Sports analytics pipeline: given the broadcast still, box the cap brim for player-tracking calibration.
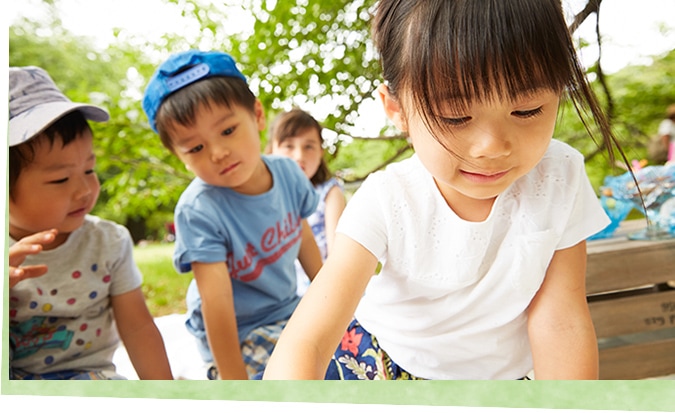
[8,102,110,147]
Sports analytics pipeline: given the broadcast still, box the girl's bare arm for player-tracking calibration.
[264,233,378,379]
[527,241,599,379]
[323,185,347,255]
[297,219,323,282]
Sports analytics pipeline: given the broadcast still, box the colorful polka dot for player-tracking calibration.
[67,298,76,305]
[84,342,92,350]
[72,271,81,279]
[10,296,18,303]
[9,309,17,318]
[80,323,88,332]
[44,356,54,365]
[102,274,112,283]
[91,264,98,272]
[89,291,98,299]
[37,288,43,295]
[96,328,102,337]
[29,301,38,309]
[42,303,52,312]
[76,339,85,346]
[50,289,58,295]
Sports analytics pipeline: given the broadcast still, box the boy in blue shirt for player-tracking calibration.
[142,50,322,379]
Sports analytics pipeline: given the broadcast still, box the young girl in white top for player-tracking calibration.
[267,109,346,296]
[264,0,623,380]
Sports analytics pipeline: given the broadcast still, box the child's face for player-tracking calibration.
[169,100,268,194]
[381,85,559,217]
[271,128,323,180]
[9,130,100,247]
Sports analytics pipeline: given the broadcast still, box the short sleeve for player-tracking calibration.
[173,200,229,273]
[557,153,611,249]
[335,173,388,259]
[108,224,143,296]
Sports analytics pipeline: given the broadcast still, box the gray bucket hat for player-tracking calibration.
[8,66,110,147]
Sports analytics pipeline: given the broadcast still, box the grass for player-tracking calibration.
[133,242,192,317]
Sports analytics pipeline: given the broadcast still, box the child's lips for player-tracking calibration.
[68,207,87,217]
[461,169,510,183]
[220,162,239,175]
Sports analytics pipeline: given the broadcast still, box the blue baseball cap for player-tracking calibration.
[142,50,247,133]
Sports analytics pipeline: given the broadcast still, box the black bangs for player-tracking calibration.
[402,0,572,129]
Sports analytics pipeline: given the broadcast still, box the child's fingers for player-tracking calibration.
[8,264,48,288]
[8,242,43,267]
[8,229,57,266]
[20,229,58,246]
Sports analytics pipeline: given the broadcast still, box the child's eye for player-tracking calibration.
[85,169,95,175]
[188,144,204,154]
[512,107,543,118]
[221,127,235,136]
[441,116,471,126]
[49,177,69,184]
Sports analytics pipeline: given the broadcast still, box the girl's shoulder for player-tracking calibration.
[543,139,584,163]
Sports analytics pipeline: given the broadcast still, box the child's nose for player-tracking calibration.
[291,147,304,162]
[469,128,512,159]
[211,142,230,162]
[74,177,93,199]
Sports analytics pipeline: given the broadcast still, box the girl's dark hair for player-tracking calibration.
[267,108,332,185]
[372,0,621,162]
[9,110,91,198]
[155,76,257,152]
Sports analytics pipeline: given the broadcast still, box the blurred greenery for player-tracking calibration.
[8,0,675,242]
[133,242,189,316]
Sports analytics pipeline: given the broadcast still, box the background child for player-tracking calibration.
[658,104,675,163]
[266,109,346,296]
[264,0,622,380]
[141,50,322,379]
[8,66,173,380]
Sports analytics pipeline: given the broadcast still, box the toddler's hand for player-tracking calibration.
[9,229,57,289]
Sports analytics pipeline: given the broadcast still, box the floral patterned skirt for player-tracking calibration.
[324,318,425,380]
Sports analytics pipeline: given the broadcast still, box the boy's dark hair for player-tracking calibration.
[155,76,257,153]
[372,0,622,163]
[267,109,332,186]
[9,110,91,198]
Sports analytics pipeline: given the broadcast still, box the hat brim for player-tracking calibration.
[9,102,110,147]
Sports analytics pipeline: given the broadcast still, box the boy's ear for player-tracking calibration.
[254,99,266,131]
[378,84,407,132]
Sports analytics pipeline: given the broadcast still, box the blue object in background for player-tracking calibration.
[588,194,634,240]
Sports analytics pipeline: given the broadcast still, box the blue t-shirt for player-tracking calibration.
[174,155,319,342]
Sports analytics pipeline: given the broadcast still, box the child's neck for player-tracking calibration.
[43,232,70,250]
[452,198,495,222]
[435,183,496,222]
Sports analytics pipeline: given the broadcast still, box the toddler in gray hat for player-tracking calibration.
[7,66,173,380]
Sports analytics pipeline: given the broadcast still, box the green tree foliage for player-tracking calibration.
[9,0,675,239]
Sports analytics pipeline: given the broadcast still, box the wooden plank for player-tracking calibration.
[586,220,675,295]
[599,338,675,380]
[588,289,675,338]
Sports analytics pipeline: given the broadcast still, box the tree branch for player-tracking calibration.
[349,142,413,182]
[568,0,603,34]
